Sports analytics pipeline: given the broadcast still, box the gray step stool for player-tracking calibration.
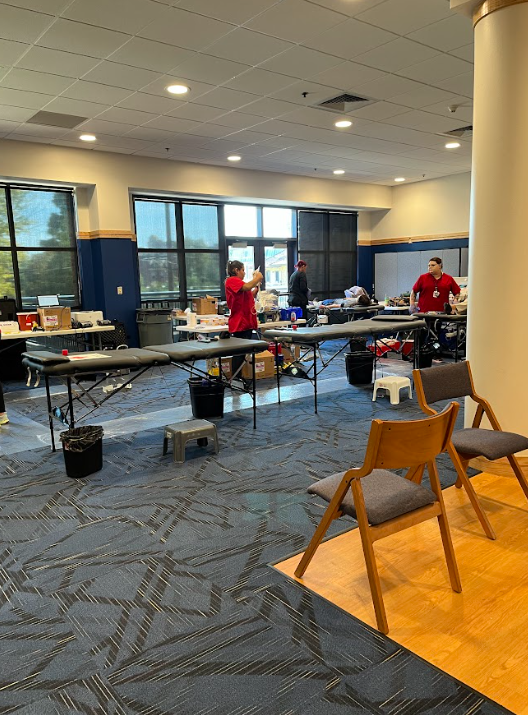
[163,419,219,463]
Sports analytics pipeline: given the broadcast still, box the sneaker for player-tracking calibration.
[0,413,9,426]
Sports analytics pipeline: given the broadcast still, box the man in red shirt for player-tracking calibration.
[225,260,263,380]
[410,257,460,313]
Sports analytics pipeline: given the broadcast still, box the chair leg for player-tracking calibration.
[352,480,389,634]
[162,433,169,456]
[372,386,378,402]
[507,454,528,500]
[294,504,339,578]
[447,445,496,540]
[406,464,425,484]
[428,461,462,593]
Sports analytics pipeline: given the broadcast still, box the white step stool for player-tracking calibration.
[372,376,412,405]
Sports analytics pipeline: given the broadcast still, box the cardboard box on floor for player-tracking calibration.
[242,350,275,380]
[282,344,300,363]
[38,306,72,330]
[206,357,233,379]
[191,296,218,315]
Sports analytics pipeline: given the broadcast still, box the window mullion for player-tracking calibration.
[5,187,22,309]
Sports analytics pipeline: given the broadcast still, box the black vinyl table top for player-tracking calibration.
[415,312,467,322]
[262,317,426,344]
[144,337,269,362]
[22,348,171,375]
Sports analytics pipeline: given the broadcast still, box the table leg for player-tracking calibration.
[45,375,56,452]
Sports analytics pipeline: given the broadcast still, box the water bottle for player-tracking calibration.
[290,311,296,323]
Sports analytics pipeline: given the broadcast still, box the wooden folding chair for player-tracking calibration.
[414,361,528,541]
[295,403,462,634]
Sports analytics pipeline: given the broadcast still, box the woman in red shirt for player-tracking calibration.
[225,260,263,379]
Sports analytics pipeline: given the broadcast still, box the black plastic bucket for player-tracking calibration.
[418,347,434,369]
[60,425,103,479]
[345,351,374,385]
[188,378,225,419]
[348,336,368,353]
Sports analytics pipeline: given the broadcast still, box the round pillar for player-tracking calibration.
[466,0,528,436]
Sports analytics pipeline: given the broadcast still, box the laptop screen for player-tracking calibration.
[37,295,60,308]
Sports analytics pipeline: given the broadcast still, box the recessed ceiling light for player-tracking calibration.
[394,177,405,182]
[79,134,96,142]
[334,120,352,128]
[445,141,461,149]
[227,155,241,162]
[166,84,189,95]
[333,169,345,175]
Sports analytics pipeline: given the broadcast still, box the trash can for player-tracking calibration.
[60,425,104,479]
[348,337,368,353]
[418,345,434,369]
[188,378,225,419]
[345,351,375,385]
[136,308,173,347]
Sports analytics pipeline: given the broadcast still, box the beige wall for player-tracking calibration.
[370,173,471,241]
[0,139,392,233]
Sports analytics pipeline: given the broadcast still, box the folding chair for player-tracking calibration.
[414,361,528,541]
[295,403,461,634]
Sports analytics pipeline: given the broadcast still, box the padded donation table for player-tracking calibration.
[262,315,426,413]
[23,337,268,450]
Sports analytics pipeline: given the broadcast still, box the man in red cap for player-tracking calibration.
[288,260,310,320]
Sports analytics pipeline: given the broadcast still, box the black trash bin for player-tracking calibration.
[60,425,104,479]
[345,351,375,385]
[417,346,434,369]
[188,378,225,419]
[348,336,368,353]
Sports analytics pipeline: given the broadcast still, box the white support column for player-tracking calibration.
[463,0,528,434]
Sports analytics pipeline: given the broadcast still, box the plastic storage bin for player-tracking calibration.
[60,425,104,479]
[188,378,225,419]
[345,351,375,385]
[280,307,303,321]
[136,308,173,347]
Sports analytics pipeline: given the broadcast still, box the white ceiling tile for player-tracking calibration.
[61,80,132,105]
[117,92,182,115]
[353,38,439,72]
[142,115,202,132]
[108,38,192,73]
[61,131,154,150]
[76,118,136,135]
[0,68,74,94]
[185,124,234,138]
[424,100,472,123]
[397,54,473,84]
[0,0,70,12]
[81,62,161,91]
[393,84,454,109]
[194,86,259,110]
[93,145,136,154]
[435,72,473,98]
[176,0,278,24]
[0,4,54,44]
[357,0,450,35]
[311,60,384,90]
[139,7,233,50]
[212,111,266,130]
[225,69,296,95]
[385,110,469,135]
[95,106,159,125]
[0,119,20,135]
[0,86,51,109]
[50,138,94,148]
[304,0,387,18]
[304,18,395,60]
[349,101,410,121]
[139,75,214,99]
[0,104,34,121]
[37,19,131,59]
[10,122,68,137]
[354,73,419,100]
[166,103,225,121]
[62,0,161,35]
[15,46,101,77]
[238,97,299,118]
[9,132,60,143]
[172,53,249,84]
[0,38,30,65]
[270,79,339,105]
[259,46,342,80]
[40,96,111,117]
[449,44,473,63]
[407,15,473,52]
[246,0,345,44]
[206,28,292,66]
[123,126,181,142]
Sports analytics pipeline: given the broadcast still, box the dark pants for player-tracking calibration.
[231,330,254,379]
[0,382,5,413]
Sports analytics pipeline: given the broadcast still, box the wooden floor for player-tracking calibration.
[275,471,528,714]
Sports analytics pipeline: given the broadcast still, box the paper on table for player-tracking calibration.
[68,353,111,361]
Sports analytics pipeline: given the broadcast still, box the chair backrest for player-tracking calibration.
[414,361,474,405]
[363,402,459,471]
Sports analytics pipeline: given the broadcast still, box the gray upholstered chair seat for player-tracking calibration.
[452,428,528,460]
[308,470,436,526]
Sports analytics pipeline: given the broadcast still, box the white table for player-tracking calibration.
[176,319,306,338]
[0,325,115,350]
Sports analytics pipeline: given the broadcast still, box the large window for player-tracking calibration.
[0,185,79,309]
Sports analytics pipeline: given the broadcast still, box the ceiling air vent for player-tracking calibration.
[316,93,376,114]
[27,111,87,129]
[443,125,473,139]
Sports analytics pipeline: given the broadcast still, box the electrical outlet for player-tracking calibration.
[117,286,123,295]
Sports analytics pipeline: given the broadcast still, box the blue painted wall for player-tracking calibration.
[78,238,140,346]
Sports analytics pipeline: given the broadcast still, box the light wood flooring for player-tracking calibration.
[275,471,528,714]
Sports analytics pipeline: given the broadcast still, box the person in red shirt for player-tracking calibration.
[225,260,263,380]
[410,257,460,314]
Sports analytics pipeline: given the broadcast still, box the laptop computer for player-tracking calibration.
[37,295,60,308]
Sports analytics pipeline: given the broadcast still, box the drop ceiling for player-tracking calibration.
[0,0,474,185]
